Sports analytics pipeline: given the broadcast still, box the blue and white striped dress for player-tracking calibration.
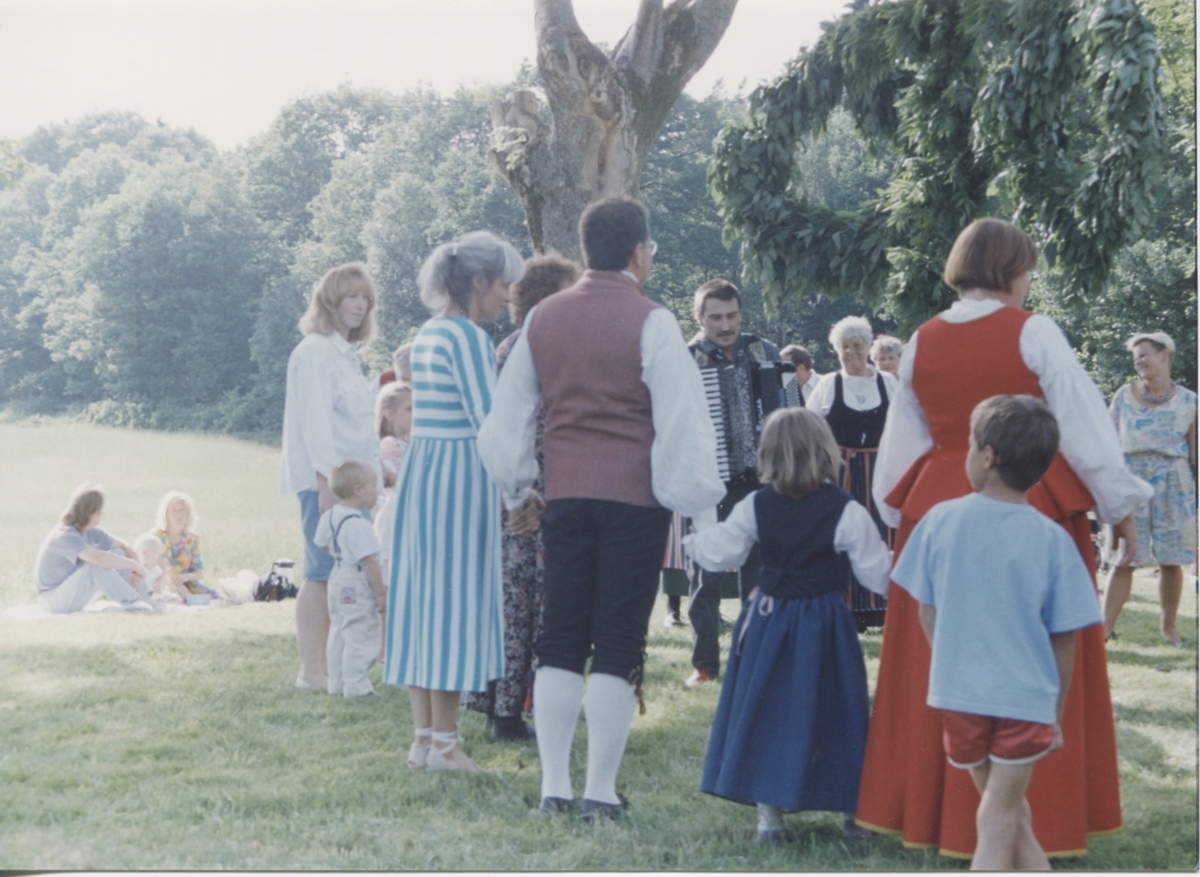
[383,317,504,692]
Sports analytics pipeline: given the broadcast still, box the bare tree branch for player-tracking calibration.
[613,0,665,86]
[494,0,738,256]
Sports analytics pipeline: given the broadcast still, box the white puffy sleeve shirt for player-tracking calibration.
[280,331,381,494]
[805,367,898,416]
[479,305,726,526]
[682,491,893,596]
[871,298,1152,527]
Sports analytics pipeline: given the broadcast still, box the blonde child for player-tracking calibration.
[133,533,177,602]
[153,491,220,600]
[316,460,386,698]
[373,382,412,584]
[890,396,1101,870]
[683,408,891,842]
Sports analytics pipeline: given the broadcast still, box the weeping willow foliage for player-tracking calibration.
[710,0,1165,332]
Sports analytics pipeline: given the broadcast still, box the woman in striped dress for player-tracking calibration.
[384,231,527,773]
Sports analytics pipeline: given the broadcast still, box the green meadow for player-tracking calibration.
[0,421,1195,870]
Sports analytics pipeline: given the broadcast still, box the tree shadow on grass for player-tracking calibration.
[1112,702,1198,730]
[1104,644,1196,669]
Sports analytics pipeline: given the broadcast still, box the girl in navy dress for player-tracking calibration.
[683,407,891,842]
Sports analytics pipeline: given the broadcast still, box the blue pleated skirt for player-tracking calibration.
[700,589,869,812]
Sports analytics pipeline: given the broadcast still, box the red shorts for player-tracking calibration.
[941,710,1057,769]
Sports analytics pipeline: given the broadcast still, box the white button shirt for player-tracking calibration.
[279,331,381,494]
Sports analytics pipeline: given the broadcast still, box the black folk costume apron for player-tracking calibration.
[823,371,892,630]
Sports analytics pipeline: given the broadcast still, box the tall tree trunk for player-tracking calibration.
[489,0,738,260]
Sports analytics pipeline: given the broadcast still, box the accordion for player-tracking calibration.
[700,360,802,481]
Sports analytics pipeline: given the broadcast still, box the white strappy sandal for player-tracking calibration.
[425,728,482,773]
[407,727,431,770]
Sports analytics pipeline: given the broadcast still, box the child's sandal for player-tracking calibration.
[407,727,431,770]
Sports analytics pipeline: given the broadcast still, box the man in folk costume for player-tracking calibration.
[480,197,725,817]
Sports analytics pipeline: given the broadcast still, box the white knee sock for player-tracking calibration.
[533,666,584,801]
[582,672,638,805]
[757,803,784,833]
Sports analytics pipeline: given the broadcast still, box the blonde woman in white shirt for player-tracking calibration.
[280,263,382,690]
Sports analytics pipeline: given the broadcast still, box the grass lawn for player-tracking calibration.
[0,421,1196,869]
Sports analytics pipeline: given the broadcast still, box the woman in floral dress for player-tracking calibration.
[1102,331,1197,646]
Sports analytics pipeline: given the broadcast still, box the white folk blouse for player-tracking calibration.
[872,298,1152,528]
[683,490,893,596]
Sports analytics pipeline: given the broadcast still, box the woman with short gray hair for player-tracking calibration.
[384,230,532,774]
[806,315,897,630]
[869,335,903,377]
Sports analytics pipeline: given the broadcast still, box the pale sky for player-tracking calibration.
[0,0,850,151]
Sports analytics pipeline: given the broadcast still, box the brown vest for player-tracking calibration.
[526,270,661,507]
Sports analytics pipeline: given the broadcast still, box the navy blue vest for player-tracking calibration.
[754,483,852,600]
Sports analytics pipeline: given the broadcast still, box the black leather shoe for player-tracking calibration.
[579,793,629,821]
[537,796,576,814]
[490,714,537,742]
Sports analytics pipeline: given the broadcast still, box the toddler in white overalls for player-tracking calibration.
[315,460,386,697]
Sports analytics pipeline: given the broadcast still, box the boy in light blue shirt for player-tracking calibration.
[891,395,1102,870]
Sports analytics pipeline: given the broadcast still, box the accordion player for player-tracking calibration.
[699,360,803,482]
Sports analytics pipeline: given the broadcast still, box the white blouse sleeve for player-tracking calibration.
[477,321,541,510]
[643,309,726,524]
[281,335,338,492]
[682,492,758,572]
[1020,315,1152,523]
[872,330,932,528]
[833,500,893,596]
[805,372,837,416]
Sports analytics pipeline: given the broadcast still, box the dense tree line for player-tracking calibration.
[0,1,1191,440]
[0,72,875,439]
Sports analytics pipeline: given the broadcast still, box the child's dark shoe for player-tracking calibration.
[756,828,798,844]
[842,818,874,839]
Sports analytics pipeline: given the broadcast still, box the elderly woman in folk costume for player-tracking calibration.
[805,316,898,629]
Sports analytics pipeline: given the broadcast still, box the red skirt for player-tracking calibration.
[854,511,1122,858]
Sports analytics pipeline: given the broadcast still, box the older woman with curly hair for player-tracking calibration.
[463,253,581,743]
[1102,331,1197,646]
[280,263,381,690]
[806,315,898,629]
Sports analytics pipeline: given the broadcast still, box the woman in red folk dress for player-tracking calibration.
[855,219,1153,859]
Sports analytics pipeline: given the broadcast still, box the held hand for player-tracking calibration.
[1110,515,1138,567]
[508,490,545,535]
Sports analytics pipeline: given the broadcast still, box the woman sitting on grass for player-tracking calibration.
[151,491,219,601]
[33,483,154,613]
